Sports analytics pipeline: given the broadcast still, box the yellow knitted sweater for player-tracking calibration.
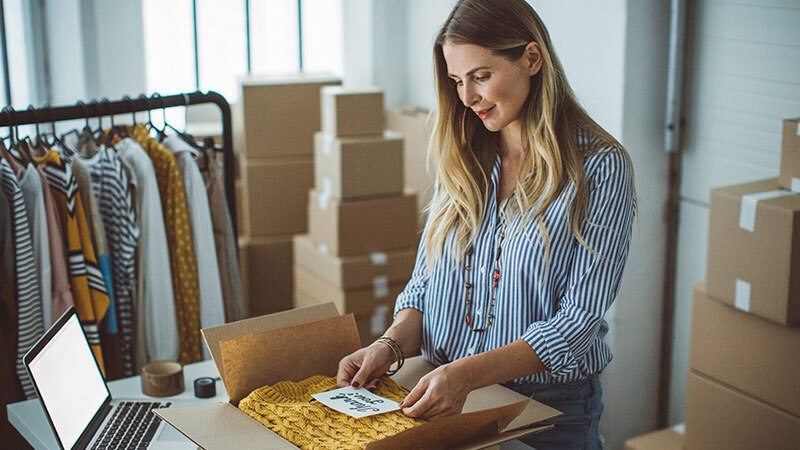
[239,376,423,449]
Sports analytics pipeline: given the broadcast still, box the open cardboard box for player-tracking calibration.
[153,303,561,449]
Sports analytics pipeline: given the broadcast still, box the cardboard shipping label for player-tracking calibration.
[312,386,401,418]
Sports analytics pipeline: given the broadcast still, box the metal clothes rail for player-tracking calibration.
[0,90,238,240]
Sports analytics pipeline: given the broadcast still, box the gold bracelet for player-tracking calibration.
[376,336,404,376]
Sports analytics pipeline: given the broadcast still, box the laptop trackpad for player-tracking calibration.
[148,424,197,449]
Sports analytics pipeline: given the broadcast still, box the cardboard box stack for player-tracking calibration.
[235,74,341,318]
[295,87,419,346]
[683,117,800,449]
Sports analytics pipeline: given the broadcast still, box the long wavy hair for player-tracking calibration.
[424,0,632,270]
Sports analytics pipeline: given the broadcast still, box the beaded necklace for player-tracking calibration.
[463,223,506,332]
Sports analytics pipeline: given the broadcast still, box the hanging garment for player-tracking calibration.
[164,136,225,342]
[0,151,53,327]
[0,257,27,447]
[35,149,109,377]
[115,137,179,369]
[0,159,45,398]
[18,165,52,326]
[125,125,203,364]
[37,166,75,323]
[239,375,421,449]
[73,158,123,380]
[79,145,139,378]
[200,148,244,322]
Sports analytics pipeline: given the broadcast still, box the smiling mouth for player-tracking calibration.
[475,106,495,120]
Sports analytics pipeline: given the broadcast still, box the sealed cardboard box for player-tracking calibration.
[321,86,384,137]
[386,107,435,230]
[778,118,800,191]
[314,130,404,199]
[623,427,684,450]
[705,178,800,325]
[293,234,415,290]
[239,235,294,317]
[240,156,313,237]
[689,285,800,417]
[308,189,418,257]
[684,371,800,450]
[237,74,341,158]
[154,303,561,449]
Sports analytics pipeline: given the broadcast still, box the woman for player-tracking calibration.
[336,0,636,448]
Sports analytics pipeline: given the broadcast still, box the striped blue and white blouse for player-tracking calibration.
[394,133,636,384]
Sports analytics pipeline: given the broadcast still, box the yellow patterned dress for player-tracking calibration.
[239,376,423,449]
[116,125,203,364]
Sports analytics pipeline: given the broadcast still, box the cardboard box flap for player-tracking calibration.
[220,314,362,404]
[390,356,562,432]
[365,400,528,450]
[153,403,296,449]
[202,303,339,387]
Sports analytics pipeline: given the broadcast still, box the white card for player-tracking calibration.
[311,386,401,418]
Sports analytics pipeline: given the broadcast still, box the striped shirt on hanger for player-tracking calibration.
[0,159,44,398]
[81,146,140,377]
[394,131,636,384]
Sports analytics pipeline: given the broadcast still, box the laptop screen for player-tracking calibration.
[27,312,110,449]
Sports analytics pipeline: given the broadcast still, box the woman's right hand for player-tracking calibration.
[336,341,397,389]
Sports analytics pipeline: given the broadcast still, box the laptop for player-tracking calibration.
[24,307,195,449]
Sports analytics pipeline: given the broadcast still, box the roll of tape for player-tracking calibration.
[141,361,184,397]
[194,377,217,398]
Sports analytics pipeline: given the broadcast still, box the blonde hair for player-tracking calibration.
[425,0,633,270]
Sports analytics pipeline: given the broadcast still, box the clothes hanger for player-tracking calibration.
[37,105,62,149]
[2,106,34,163]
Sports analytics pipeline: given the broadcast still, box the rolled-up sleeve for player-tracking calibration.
[394,181,443,317]
[521,151,636,378]
[393,212,431,316]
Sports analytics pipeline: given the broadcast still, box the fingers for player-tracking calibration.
[400,378,428,412]
[336,358,357,387]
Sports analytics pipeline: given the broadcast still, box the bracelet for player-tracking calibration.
[375,336,404,376]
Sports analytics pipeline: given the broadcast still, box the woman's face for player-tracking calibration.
[443,42,541,133]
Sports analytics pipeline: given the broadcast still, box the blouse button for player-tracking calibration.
[480,266,485,274]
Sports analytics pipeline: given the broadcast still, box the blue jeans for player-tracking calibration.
[502,376,604,450]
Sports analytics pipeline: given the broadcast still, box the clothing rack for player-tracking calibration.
[0,91,237,240]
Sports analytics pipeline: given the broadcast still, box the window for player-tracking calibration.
[142,0,343,110]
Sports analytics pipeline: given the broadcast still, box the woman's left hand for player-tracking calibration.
[399,364,471,420]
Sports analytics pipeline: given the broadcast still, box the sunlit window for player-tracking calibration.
[142,0,342,114]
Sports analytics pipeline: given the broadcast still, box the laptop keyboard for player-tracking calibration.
[91,401,171,449]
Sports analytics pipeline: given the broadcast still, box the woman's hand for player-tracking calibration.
[336,342,396,389]
[399,364,471,421]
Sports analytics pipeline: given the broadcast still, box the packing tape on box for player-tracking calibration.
[370,305,391,335]
[738,189,795,232]
[792,178,800,193]
[318,178,333,211]
[373,276,389,298]
[370,252,388,265]
[734,279,751,312]
[321,133,334,156]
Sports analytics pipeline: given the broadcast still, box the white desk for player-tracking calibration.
[7,360,227,449]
